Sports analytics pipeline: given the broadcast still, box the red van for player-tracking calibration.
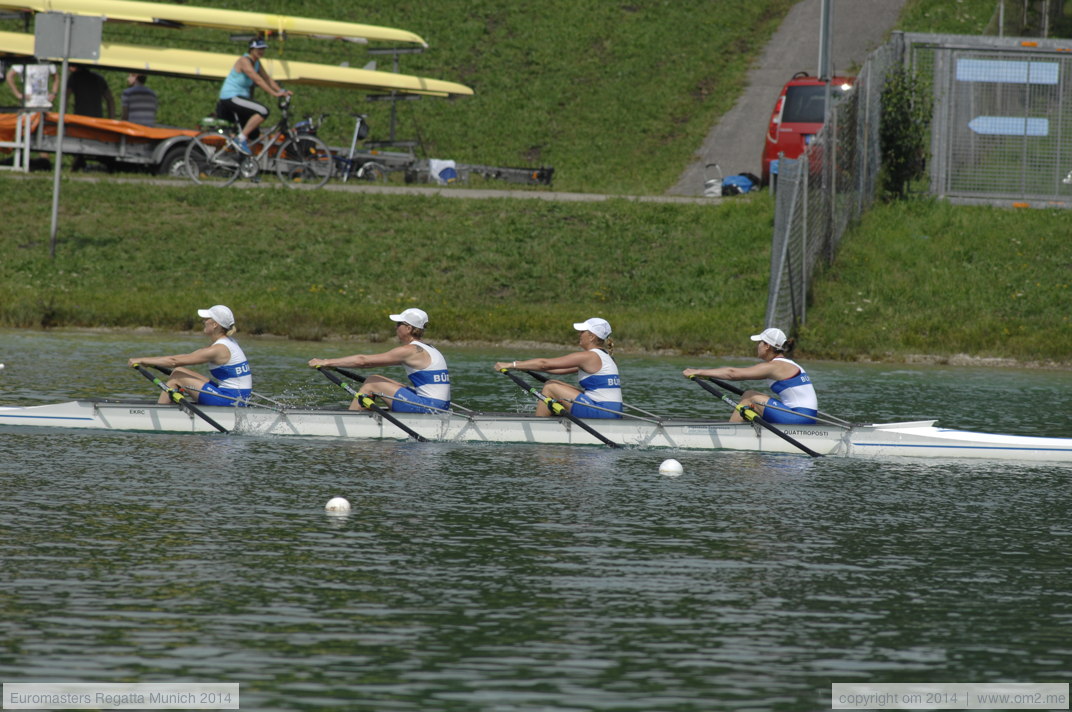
[761,72,854,185]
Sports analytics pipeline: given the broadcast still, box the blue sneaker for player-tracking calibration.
[233,135,252,155]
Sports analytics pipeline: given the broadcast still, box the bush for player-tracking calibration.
[879,67,932,199]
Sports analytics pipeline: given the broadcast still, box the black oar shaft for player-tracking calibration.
[688,375,821,458]
[316,366,427,442]
[500,369,620,448]
[131,364,228,433]
[333,366,367,383]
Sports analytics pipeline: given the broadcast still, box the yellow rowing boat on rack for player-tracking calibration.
[0,30,472,96]
[0,0,427,46]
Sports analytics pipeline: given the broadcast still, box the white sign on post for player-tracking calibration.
[34,12,103,258]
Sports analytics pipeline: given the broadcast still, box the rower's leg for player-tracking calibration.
[352,375,404,411]
[730,390,768,422]
[538,380,580,417]
[161,370,209,404]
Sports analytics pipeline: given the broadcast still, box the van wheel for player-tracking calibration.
[157,145,187,177]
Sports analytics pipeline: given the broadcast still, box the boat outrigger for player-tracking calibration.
[2,397,1071,463]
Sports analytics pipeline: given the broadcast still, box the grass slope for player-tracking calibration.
[0,179,773,354]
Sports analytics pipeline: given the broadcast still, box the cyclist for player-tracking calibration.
[217,38,292,155]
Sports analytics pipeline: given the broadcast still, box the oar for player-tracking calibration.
[522,369,665,421]
[499,368,620,448]
[701,374,854,428]
[131,363,228,433]
[686,375,822,458]
[315,365,427,442]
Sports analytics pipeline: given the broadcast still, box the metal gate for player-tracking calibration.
[908,33,1072,206]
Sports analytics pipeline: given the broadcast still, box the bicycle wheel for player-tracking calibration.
[275,135,334,189]
[184,132,242,186]
[357,161,388,183]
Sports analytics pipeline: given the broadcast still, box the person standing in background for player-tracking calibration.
[66,64,114,118]
[5,61,58,108]
[120,73,157,126]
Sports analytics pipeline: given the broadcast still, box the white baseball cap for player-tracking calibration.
[750,327,787,349]
[389,308,428,329]
[197,305,235,329]
[573,317,611,340]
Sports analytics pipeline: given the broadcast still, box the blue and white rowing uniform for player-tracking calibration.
[199,337,252,407]
[393,340,451,414]
[765,357,817,424]
[572,349,623,419]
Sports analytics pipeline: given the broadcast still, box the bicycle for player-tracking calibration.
[331,114,388,183]
[184,96,334,189]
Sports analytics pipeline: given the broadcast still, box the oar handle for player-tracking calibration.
[499,368,620,448]
[687,375,821,458]
[131,363,228,433]
[316,366,427,442]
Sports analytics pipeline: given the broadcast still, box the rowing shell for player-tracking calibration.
[2,400,1072,463]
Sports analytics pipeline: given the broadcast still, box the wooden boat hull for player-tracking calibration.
[2,400,1072,463]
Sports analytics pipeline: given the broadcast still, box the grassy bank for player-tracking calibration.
[2,178,1070,364]
[0,178,773,354]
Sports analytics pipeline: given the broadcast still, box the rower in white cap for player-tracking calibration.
[127,304,253,406]
[683,327,818,424]
[495,317,623,418]
[308,308,451,413]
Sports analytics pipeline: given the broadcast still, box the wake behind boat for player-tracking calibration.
[2,398,1072,463]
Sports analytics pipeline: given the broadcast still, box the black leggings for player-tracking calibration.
[216,97,268,138]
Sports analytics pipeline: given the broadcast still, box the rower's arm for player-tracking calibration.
[312,345,416,370]
[684,362,779,381]
[128,344,227,369]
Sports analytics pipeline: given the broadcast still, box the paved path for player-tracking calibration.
[667,0,908,196]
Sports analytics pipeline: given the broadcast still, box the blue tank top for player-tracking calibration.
[219,55,259,100]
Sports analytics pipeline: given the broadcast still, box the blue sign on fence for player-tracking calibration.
[956,58,1059,84]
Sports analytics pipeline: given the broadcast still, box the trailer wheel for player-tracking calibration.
[157,144,188,177]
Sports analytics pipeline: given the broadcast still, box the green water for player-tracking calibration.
[1,330,1070,711]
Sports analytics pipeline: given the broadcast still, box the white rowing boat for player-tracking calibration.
[2,399,1071,462]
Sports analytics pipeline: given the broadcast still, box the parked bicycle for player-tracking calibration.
[184,96,334,188]
[330,114,388,183]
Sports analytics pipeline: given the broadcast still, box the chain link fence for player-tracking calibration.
[766,29,1072,334]
[765,35,903,333]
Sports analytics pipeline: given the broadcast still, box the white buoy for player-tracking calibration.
[659,458,683,476]
[0,363,5,370]
[324,496,351,513]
